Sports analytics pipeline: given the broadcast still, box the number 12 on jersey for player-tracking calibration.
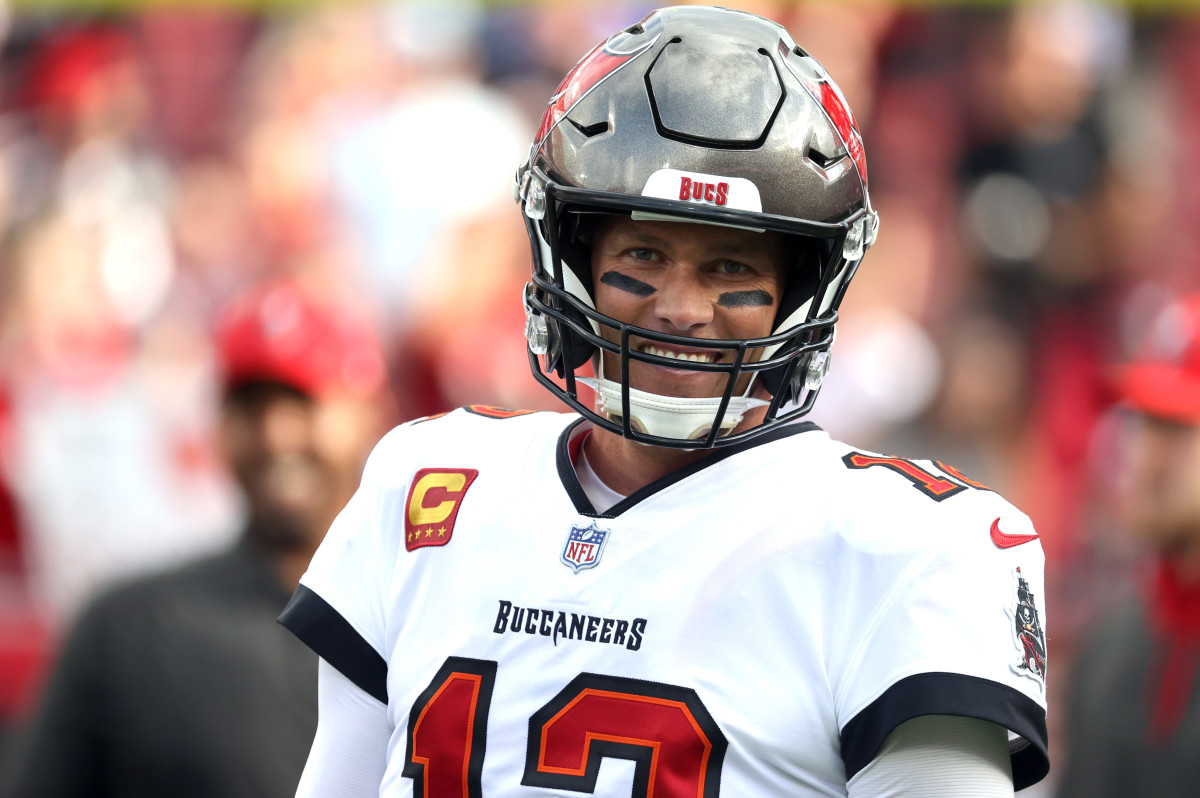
[404,657,727,797]
[842,452,990,501]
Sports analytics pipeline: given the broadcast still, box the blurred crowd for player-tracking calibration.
[0,0,1196,792]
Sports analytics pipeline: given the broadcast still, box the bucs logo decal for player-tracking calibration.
[404,468,479,551]
[561,521,610,573]
[1008,567,1047,684]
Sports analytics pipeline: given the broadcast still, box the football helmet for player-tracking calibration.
[517,5,878,448]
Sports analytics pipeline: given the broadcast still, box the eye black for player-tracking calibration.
[600,272,656,297]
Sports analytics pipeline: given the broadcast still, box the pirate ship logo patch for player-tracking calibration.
[1008,566,1047,684]
[561,522,610,573]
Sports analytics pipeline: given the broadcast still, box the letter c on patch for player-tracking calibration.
[409,472,468,525]
[404,468,479,551]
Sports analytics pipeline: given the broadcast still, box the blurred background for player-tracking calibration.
[0,0,1194,793]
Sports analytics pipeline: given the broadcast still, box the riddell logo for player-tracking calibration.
[679,177,729,206]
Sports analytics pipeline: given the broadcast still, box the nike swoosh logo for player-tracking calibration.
[990,517,1038,548]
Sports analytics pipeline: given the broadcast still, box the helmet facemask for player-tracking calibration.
[521,168,875,449]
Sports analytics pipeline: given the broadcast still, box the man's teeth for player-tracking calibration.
[642,345,716,363]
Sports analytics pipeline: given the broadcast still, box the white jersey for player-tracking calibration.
[282,406,1049,797]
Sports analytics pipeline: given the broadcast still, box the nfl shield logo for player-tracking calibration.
[561,522,610,573]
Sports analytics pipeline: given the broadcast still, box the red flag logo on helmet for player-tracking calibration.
[782,46,868,188]
[535,35,657,144]
[816,81,867,187]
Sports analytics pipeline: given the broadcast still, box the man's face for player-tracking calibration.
[1122,413,1200,552]
[589,216,788,400]
[221,382,377,551]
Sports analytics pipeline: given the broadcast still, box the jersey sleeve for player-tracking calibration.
[294,659,390,798]
[279,427,408,705]
[833,500,1049,791]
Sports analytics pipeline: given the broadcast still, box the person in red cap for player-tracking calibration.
[1056,293,1200,797]
[0,281,388,798]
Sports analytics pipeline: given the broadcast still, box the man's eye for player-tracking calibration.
[628,248,655,261]
[719,260,749,274]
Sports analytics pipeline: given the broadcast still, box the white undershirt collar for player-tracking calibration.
[573,436,626,514]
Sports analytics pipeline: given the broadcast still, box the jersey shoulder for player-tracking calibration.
[362,406,574,488]
[824,437,1022,510]
[798,435,1037,557]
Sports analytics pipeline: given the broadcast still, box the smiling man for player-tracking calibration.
[2,281,386,798]
[281,7,1049,797]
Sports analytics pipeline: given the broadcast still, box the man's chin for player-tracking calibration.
[246,508,322,552]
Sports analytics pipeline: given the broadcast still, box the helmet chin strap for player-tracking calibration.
[579,351,768,443]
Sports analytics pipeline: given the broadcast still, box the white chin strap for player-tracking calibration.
[578,374,768,442]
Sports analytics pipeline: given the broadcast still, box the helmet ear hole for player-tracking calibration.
[758,345,798,401]
[773,238,825,333]
[557,321,595,376]
[554,209,599,300]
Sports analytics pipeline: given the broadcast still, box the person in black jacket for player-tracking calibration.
[0,281,386,798]
[1058,293,1200,798]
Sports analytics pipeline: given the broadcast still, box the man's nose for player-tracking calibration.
[653,267,715,332]
[258,400,311,455]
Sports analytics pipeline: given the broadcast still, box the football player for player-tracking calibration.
[282,7,1048,796]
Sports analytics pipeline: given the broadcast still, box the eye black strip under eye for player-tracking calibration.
[718,290,773,308]
[600,272,655,297]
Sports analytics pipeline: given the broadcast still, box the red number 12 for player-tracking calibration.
[405,658,727,797]
[842,452,991,501]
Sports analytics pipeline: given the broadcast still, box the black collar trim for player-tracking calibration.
[555,418,821,518]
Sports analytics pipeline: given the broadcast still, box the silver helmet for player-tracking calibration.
[517,5,878,448]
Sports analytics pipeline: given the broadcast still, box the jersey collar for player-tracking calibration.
[555,417,820,518]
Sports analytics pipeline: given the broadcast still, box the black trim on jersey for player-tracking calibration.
[840,672,1049,791]
[521,672,727,796]
[278,585,388,704]
[556,418,821,517]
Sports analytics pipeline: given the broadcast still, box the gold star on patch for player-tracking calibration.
[438,526,447,537]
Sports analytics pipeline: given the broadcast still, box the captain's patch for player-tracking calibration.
[404,468,479,551]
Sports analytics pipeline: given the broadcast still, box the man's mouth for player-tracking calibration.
[639,344,720,364]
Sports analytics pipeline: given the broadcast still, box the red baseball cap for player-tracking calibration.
[215,281,386,401]
[1119,294,1200,424]
[28,25,137,112]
